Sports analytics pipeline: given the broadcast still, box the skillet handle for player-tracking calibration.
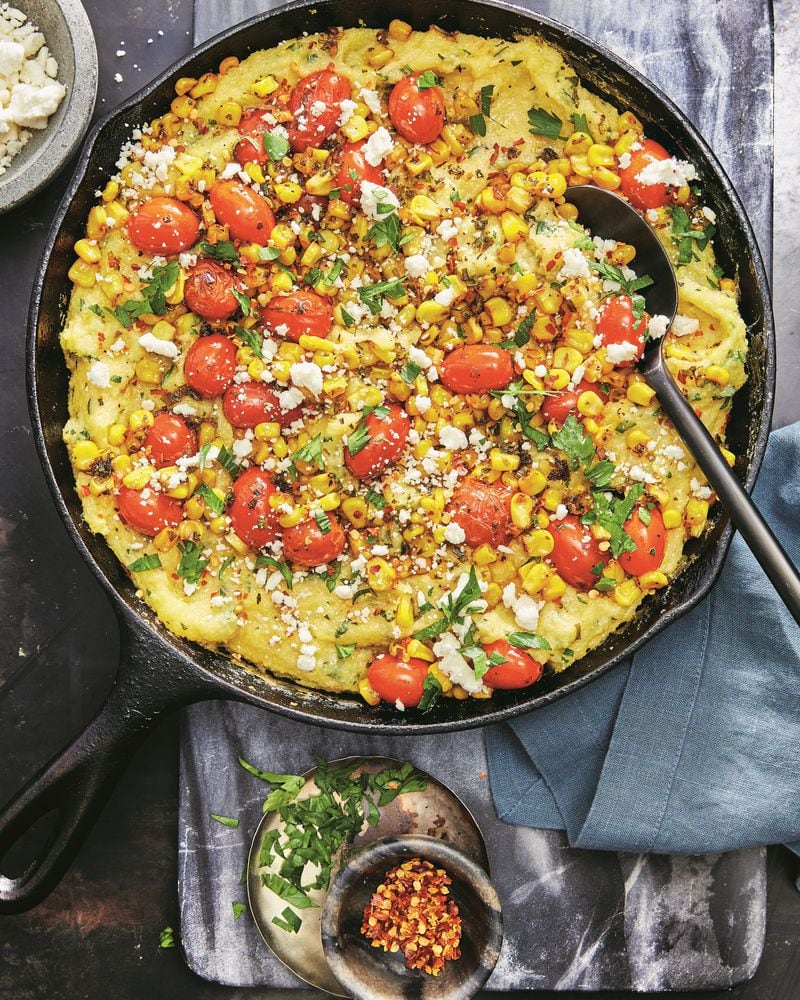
[0,617,216,914]
[644,359,800,625]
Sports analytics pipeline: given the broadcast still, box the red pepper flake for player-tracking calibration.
[361,857,462,977]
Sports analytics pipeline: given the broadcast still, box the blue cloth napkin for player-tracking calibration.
[487,423,800,854]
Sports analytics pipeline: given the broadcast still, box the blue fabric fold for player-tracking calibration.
[487,423,800,854]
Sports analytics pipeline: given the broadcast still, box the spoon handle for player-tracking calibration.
[644,363,800,625]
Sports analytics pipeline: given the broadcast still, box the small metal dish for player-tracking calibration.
[246,756,488,996]
[321,835,503,1000]
[0,0,98,214]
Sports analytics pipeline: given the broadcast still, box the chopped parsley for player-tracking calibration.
[158,927,176,949]
[413,567,484,642]
[570,111,591,137]
[232,901,248,921]
[288,434,325,476]
[469,83,495,136]
[358,277,405,315]
[551,414,595,470]
[198,239,240,266]
[417,69,441,90]
[346,405,389,457]
[232,289,252,316]
[366,212,411,252]
[585,459,616,489]
[335,642,356,660]
[233,323,263,358]
[259,245,281,262]
[669,206,716,266]
[365,488,387,509]
[582,483,645,558]
[216,445,241,478]
[528,105,563,139]
[499,311,535,349]
[400,360,422,384]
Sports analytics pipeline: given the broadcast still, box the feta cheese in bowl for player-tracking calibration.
[0,0,97,213]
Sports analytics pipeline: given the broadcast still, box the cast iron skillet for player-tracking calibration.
[0,0,774,913]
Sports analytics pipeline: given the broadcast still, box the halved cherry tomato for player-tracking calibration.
[481,639,544,689]
[541,380,606,427]
[282,514,346,567]
[127,196,200,255]
[388,73,446,145]
[367,653,430,708]
[335,140,384,205]
[116,487,182,538]
[209,180,275,245]
[222,381,302,428]
[344,404,410,480]
[619,506,666,576]
[227,467,281,549]
[596,294,648,367]
[143,413,197,468]
[233,108,270,166]
[261,289,333,342]
[184,260,241,321]
[547,514,609,591]
[183,334,237,398]
[288,68,352,152]
[440,344,514,394]
[446,478,513,548]
[619,138,672,211]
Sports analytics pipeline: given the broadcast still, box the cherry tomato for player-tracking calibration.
[367,653,430,708]
[288,68,352,152]
[261,290,333,343]
[183,334,237,398]
[446,478,513,548]
[127,196,200,255]
[440,344,514,394]
[619,138,672,211]
[619,506,666,576]
[222,381,301,428]
[282,514,346,567]
[143,413,197,468]
[547,514,609,591]
[596,294,648,367]
[116,487,182,538]
[233,108,270,166]
[344,404,410,480]
[209,180,275,245]
[388,73,446,145]
[227,467,281,549]
[335,140,383,205]
[184,260,241,321]
[481,639,544,689]
[541,380,605,427]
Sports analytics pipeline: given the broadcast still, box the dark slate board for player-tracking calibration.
[180,0,773,991]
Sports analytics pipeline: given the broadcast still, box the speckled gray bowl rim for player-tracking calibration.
[0,0,98,214]
[321,834,503,1000]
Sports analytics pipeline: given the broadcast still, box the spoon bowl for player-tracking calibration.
[565,186,800,625]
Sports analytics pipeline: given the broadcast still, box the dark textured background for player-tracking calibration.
[0,1,798,998]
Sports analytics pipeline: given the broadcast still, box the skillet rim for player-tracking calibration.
[26,0,775,734]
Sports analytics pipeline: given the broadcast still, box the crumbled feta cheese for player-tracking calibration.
[172,402,197,417]
[663,445,685,460]
[87,361,111,388]
[279,386,304,411]
[404,254,430,278]
[337,98,358,125]
[290,361,323,397]
[701,206,717,224]
[359,88,382,115]
[647,314,670,341]
[605,340,640,364]
[363,126,394,166]
[617,151,632,169]
[671,314,700,337]
[502,582,541,631]
[636,156,697,188]
[108,338,126,354]
[533,364,547,378]
[558,247,591,280]
[359,180,399,220]
[690,477,713,500]
[629,464,658,485]
[551,504,568,521]
[138,332,179,358]
[435,218,459,241]
[415,396,432,413]
[434,285,456,307]
[432,632,486,693]
[408,345,432,369]
[444,522,466,545]
[438,425,469,450]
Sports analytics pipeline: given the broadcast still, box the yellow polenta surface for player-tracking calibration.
[60,26,747,700]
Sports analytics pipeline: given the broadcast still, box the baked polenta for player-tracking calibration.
[60,23,747,710]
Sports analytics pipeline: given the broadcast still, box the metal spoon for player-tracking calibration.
[564,185,800,625]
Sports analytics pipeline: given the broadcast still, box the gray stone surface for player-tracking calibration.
[180,3,773,992]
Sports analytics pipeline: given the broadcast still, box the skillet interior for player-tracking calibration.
[28,0,774,733]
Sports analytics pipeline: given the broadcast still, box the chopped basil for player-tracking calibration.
[400,361,422,384]
[272,906,302,933]
[233,323,263,358]
[255,554,294,589]
[216,445,241,478]
[196,482,224,516]
[418,673,443,713]
[335,642,356,660]
[177,541,209,584]
[288,434,325,476]
[365,488,386,509]
[585,459,616,489]
[158,926,176,949]
[366,212,412,252]
[263,130,290,161]
[582,483,644,558]
[198,239,240,266]
[340,307,355,328]
[259,245,281,261]
[232,901,248,921]
[500,311,535,349]
[232,289,252,316]
[358,277,406,315]
[314,509,332,534]
[210,813,239,828]
[507,632,552,651]
[417,69,441,89]
[109,262,180,329]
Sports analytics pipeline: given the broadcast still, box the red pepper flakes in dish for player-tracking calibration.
[361,856,462,976]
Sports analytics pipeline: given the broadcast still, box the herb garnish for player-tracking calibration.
[367,211,412,252]
[263,130,290,161]
[288,434,325,476]
[418,673,443,713]
[128,553,161,573]
[255,554,294,589]
[669,206,715,266]
[581,483,645,558]
[417,69,441,90]
[400,361,422,384]
[158,927,176,949]
[108,262,180,329]
[314,509,332,534]
[358,278,405,315]
[210,813,239,828]
[346,405,389,457]
[232,901,248,921]
[413,567,484,642]
[469,83,494,137]
[528,106,563,139]
[198,239,240,266]
[196,482,225,516]
[507,632,552,651]
[499,311,535,349]
[233,323,263,358]
[176,541,209,585]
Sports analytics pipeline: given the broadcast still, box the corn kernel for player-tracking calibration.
[341,114,370,142]
[505,187,534,214]
[686,498,710,537]
[521,562,551,595]
[406,152,434,176]
[518,470,547,496]
[564,131,592,156]
[251,75,279,97]
[626,428,651,450]
[275,181,303,204]
[548,368,570,390]
[705,365,730,386]
[129,409,155,430]
[542,573,567,602]
[587,143,616,168]
[366,557,396,592]
[122,466,153,489]
[535,286,563,315]
[396,595,415,630]
[626,381,656,406]
[305,171,337,196]
[388,18,412,41]
[101,180,119,202]
[592,166,623,191]
[484,296,513,327]
[553,347,583,373]
[409,194,441,220]
[86,205,108,240]
[526,529,554,558]
[542,488,563,512]
[341,497,368,527]
[662,507,682,529]
[720,446,736,467]
[564,327,595,354]
[472,544,497,566]
[577,390,604,417]
[640,570,669,590]
[428,663,453,693]
[74,238,101,264]
[510,492,534,530]
[359,677,381,706]
[500,211,529,242]
[489,449,520,472]
[72,440,99,470]
[416,300,448,325]
[68,259,97,288]
[613,579,642,607]
[479,186,506,214]
[111,454,131,475]
[153,527,180,553]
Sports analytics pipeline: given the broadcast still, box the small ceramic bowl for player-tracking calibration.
[0,0,98,213]
[321,835,503,1000]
